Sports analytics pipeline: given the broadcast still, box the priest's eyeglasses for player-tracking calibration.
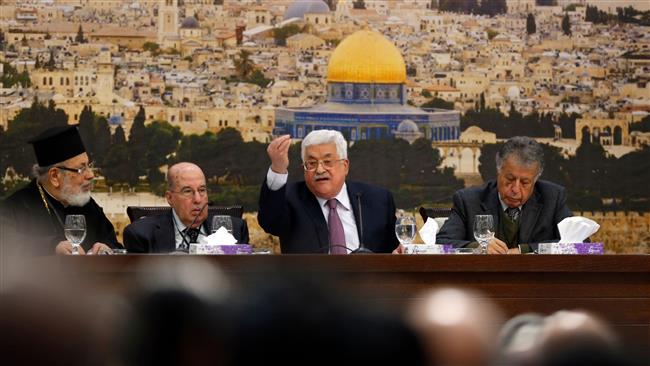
[303,159,345,171]
[56,162,95,175]
[171,187,209,198]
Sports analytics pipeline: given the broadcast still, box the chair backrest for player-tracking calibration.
[418,207,452,221]
[126,205,244,223]
[418,207,452,234]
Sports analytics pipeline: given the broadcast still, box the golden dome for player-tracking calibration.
[327,30,406,84]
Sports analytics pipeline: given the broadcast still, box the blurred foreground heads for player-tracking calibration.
[498,310,639,366]
[535,310,633,366]
[121,257,232,366]
[407,288,505,366]
[228,269,426,366]
[0,261,125,366]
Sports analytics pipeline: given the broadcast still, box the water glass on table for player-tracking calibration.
[64,214,86,255]
[473,214,494,254]
[395,213,417,246]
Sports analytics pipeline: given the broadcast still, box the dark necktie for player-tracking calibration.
[184,227,200,243]
[506,207,520,223]
[327,199,347,254]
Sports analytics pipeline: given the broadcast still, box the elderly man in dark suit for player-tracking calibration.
[123,162,249,253]
[1,125,121,256]
[436,136,572,254]
[258,130,399,254]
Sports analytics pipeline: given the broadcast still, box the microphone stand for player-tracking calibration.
[351,192,373,254]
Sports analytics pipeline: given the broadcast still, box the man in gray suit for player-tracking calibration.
[436,136,572,254]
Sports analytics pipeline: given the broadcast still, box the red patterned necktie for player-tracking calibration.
[327,199,347,254]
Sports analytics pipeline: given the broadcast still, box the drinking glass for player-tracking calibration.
[395,213,417,246]
[211,215,233,234]
[64,214,86,255]
[473,215,494,254]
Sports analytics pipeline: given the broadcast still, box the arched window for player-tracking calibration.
[592,127,601,144]
[614,126,623,145]
[581,126,591,144]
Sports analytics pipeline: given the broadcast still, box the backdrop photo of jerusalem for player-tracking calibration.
[1,0,649,254]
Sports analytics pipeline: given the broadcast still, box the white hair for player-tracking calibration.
[33,162,91,207]
[33,164,54,183]
[300,130,348,162]
[496,136,544,180]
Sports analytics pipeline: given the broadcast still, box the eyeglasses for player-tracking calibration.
[56,162,94,175]
[303,159,345,171]
[170,187,209,198]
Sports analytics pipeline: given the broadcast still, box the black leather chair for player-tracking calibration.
[126,205,244,223]
[418,207,453,223]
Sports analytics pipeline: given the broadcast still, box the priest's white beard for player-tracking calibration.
[60,175,92,207]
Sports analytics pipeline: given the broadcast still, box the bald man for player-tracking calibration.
[406,288,505,366]
[123,162,249,253]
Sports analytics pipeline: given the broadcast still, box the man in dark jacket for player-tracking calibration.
[258,130,398,254]
[436,136,572,254]
[1,125,120,256]
[123,162,249,253]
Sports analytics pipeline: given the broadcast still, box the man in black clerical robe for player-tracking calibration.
[0,125,121,256]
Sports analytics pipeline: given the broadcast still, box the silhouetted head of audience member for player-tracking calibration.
[407,287,505,366]
[496,313,546,366]
[120,257,232,366]
[227,268,426,366]
[535,310,636,366]
[0,261,124,366]
[120,288,228,366]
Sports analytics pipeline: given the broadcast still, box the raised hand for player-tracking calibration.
[267,134,291,174]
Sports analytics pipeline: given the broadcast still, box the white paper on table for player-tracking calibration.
[557,216,600,243]
[419,217,439,245]
[206,226,237,245]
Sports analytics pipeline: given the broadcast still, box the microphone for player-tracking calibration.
[351,192,373,254]
[178,202,209,252]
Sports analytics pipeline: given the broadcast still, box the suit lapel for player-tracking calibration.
[480,184,502,232]
[519,190,542,244]
[299,184,329,251]
[153,211,176,252]
[347,183,363,245]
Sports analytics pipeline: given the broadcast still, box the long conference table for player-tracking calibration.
[41,254,650,348]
